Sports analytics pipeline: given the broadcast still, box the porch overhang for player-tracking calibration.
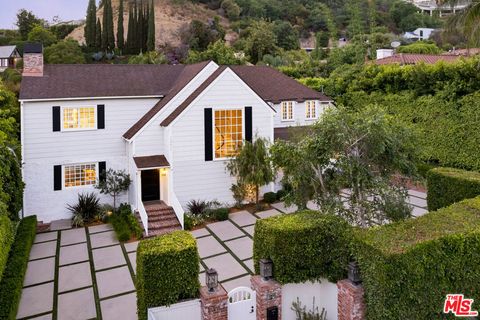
[134,155,170,170]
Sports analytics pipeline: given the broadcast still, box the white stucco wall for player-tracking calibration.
[282,280,338,320]
[22,97,158,222]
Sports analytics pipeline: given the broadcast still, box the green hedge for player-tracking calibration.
[136,231,200,320]
[354,198,480,320]
[111,204,143,241]
[0,215,37,319]
[0,215,14,281]
[253,211,353,284]
[427,167,480,211]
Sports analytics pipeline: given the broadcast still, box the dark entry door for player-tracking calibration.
[141,169,160,202]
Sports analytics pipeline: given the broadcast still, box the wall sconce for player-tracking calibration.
[259,259,273,281]
[206,268,218,292]
[348,261,362,285]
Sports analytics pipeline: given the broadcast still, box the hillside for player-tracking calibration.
[68,0,231,48]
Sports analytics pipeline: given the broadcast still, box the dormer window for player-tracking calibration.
[62,107,96,130]
[281,101,294,121]
[305,101,317,120]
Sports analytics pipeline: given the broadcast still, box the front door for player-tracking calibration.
[141,169,160,202]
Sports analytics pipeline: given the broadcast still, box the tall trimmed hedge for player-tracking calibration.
[0,215,37,319]
[354,198,480,320]
[0,215,14,281]
[427,167,480,211]
[253,211,353,284]
[136,230,200,320]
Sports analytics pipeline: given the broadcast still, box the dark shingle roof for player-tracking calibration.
[134,155,170,169]
[230,65,331,103]
[20,64,191,100]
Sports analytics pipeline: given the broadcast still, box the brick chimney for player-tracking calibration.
[23,43,44,77]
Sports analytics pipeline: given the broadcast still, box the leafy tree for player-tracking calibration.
[85,0,97,48]
[27,25,57,47]
[221,0,241,20]
[187,40,245,65]
[117,0,125,51]
[271,105,418,227]
[147,0,156,51]
[128,51,167,64]
[16,9,45,40]
[95,169,131,210]
[397,41,442,54]
[96,18,103,50]
[272,21,299,50]
[44,40,86,64]
[226,137,275,205]
[243,20,277,64]
[182,20,223,51]
[346,0,365,38]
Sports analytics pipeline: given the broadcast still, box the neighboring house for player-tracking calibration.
[406,0,470,16]
[0,45,21,72]
[375,52,461,65]
[19,44,333,236]
[403,28,436,41]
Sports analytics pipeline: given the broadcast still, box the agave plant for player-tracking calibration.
[67,192,101,227]
[186,200,209,216]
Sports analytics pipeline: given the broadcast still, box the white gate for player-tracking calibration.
[228,286,256,320]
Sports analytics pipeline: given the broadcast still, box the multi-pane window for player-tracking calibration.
[64,163,97,187]
[63,107,95,130]
[281,101,294,121]
[305,100,317,119]
[214,109,243,159]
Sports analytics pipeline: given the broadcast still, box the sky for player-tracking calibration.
[0,0,99,29]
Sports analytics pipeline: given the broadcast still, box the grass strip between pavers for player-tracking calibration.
[85,226,103,320]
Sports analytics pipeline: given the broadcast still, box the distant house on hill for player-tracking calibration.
[0,45,21,72]
[403,28,436,41]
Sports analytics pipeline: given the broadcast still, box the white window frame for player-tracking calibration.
[212,108,245,161]
[62,162,99,189]
[281,101,295,122]
[61,106,97,132]
[305,100,317,120]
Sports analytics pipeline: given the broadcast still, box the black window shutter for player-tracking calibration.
[97,105,105,129]
[204,108,213,161]
[245,106,253,143]
[53,165,62,191]
[99,161,106,182]
[52,106,60,132]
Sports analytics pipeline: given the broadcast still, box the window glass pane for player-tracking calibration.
[63,107,95,129]
[64,163,97,187]
[63,108,79,129]
[214,109,243,158]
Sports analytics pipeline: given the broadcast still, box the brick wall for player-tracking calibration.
[337,279,366,320]
[23,53,43,77]
[199,285,228,320]
[251,275,282,320]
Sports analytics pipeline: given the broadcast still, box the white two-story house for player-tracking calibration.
[19,44,333,236]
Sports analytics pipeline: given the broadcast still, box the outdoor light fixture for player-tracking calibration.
[348,261,362,285]
[259,259,273,280]
[206,268,218,292]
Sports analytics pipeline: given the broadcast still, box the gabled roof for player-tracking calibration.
[0,46,18,59]
[19,63,205,100]
[230,65,331,103]
[375,53,461,65]
[123,61,210,139]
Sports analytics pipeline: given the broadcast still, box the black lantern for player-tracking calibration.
[348,261,362,285]
[259,259,273,280]
[206,268,218,292]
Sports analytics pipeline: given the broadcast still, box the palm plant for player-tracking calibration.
[440,0,480,46]
[67,192,101,227]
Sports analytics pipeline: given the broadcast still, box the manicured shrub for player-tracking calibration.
[253,211,353,283]
[137,231,200,320]
[353,197,480,320]
[276,189,286,201]
[110,214,131,242]
[212,208,229,221]
[184,214,194,231]
[426,167,480,211]
[111,204,143,241]
[0,215,14,281]
[0,216,37,319]
[263,192,277,204]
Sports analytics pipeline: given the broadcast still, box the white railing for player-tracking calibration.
[148,299,201,320]
[169,190,185,228]
[407,0,470,11]
[138,201,149,236]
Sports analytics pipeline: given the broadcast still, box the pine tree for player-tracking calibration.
[96,18,102,50]
[117,0,125,51]
[126,5,134,53]
[85,0,97,48]
[147,1,156,51]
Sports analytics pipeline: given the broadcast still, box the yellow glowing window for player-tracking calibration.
[305,100,316,119]
[64,163,97,187]
[215,109,243,159]
[281,101,294,121]
[63,107,95,129]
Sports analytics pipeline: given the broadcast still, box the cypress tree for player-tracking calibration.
[138,0,144,53]
[126,5,134,53]
[133,1,139,53]
[102,0,115,51]
[85,0,97,48]
[147,1,155,52]
[101,0,108,50]
[117,0,125,51]
[96,18,102,50]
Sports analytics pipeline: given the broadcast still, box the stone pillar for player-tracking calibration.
[337,279,366,320]
[199,285,228,320]
[251,275,282,320]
